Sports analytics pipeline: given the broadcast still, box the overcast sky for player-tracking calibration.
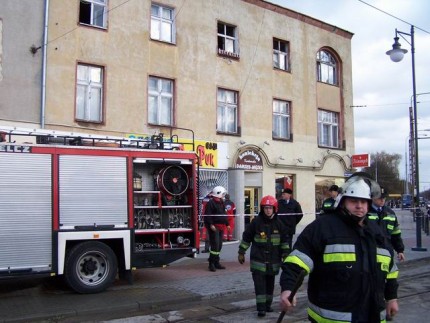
[268,0,430,191]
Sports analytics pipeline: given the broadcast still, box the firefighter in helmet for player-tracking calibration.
[238,195,290,317]
[280,173,400,322]
[203,186,230,272]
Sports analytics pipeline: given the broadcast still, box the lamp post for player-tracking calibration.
[386,25,427,251]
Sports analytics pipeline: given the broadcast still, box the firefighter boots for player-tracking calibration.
[208,261,216,272]
[214,261,226,269]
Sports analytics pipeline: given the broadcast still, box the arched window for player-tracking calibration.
[316,50,338,85]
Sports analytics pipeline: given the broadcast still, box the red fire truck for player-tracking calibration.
[0,127,199,293]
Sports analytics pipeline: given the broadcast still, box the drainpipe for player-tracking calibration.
[40,0,49,128]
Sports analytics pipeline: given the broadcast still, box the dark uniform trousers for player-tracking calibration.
[252,271,275,311]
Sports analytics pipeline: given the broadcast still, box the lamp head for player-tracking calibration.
[386,36,408,62]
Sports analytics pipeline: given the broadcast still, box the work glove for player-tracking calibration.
[238,253,245,264]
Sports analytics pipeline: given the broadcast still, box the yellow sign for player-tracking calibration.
[126,134,218,169]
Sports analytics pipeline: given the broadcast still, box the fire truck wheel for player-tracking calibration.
[64,241,118,294]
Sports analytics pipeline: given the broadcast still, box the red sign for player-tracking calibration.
[351,154,370,168]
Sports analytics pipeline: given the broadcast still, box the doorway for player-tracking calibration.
[244,187,260,225]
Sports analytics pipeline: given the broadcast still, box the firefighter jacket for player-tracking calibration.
[321,197,336,214]
[239,212,290,275]
[203,198,229,227]
[277,198,303,235]
[368,205,405,254]
[280,209,399,323]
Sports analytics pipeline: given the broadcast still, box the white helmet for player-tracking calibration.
[334,174,381,208]
[211,186,227,199]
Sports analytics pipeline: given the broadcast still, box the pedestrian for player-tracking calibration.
[203,186,230,272]
[279,174,399,322]
[277,188,303,249]
[320,184,339,215]
[369,186,406,262]
[224,194,236,241]
[238,195,290,318]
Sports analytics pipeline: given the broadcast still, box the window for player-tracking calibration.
[217,22,239,58]
[76,64,103,123]
[79,0,108,28]
[273,99,291,140]
[318,110,339,148]
[217,88,238,134]
[150,4,175,43]
[148,76,174,126]
[317,50,337,85]
[273,39,289,71]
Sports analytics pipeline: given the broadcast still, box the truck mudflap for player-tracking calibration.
[132,248,197,268]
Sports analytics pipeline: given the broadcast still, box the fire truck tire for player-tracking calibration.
[64,241,118,294]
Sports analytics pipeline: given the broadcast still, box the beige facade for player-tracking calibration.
[3,0,355,236]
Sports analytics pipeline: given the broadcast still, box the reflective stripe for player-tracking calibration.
[383,215,396,221]
[368,215,379,220]
[285,249,313,273]
[387,224,394,230]
[308,301,351,322]
[239,241,250,250]
[308,302,386,323]
[250,260,266,272]
[324,244,356,263]
[209,250,220,256]
[376,248,391,273]
[387,262,399,279]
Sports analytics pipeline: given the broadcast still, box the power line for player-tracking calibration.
[357,0,430,34]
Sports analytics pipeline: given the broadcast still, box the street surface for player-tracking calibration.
[0,209,429,323]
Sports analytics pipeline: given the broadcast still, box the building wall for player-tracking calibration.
[0,0,45,127]
[41,0,354,229]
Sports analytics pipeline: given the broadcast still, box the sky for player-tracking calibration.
[268,0,430,192]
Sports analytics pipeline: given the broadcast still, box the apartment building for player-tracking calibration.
[1,0,354,237]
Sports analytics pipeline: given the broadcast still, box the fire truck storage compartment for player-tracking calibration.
[133,160,195,255]
[0,153,52,274]
[59,155,128,228]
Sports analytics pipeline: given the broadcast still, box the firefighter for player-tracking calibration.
[238,195,290,317]
[280,174,399,322]
[320,184,339,215]
[369,186,406,262]
[203,186,230,272]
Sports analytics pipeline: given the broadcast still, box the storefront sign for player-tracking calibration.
[234,148,263,171]
[126,133,218,169]
[351,153,370,168]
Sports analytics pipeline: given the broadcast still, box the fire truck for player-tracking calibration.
[0,127,199,293]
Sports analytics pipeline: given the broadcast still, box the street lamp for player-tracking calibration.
[386,25,427,251]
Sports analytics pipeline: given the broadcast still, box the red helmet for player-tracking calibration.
[260,195,278,212]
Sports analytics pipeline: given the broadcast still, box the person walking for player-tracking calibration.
[320,184,339,215]
[203,186,230,272]
[224,194,236,241]
[279,174,399,322]
[238,195,290,317]
[369,186,406,262]
[277,188,303,249]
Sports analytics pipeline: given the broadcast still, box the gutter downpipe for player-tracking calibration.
[40,0,49,128]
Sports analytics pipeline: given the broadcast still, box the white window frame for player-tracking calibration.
[317,50,337,85]
[273,99,291,140]
[273,39,289,71]
[150,3,175,43]
[217,88,238,134]
[79,0,108,29]
[318,110,339,148]
[76,64,103,123]
[148,76,174,126]
[217,22,239,58]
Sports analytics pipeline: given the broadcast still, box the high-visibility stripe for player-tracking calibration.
[285,250,313,273]
[376,248,391,273]
[324,244,356,263]
[209,250,220,256]
[308,302,351,322]
[308,301,386,322]
[239,241,250,250]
